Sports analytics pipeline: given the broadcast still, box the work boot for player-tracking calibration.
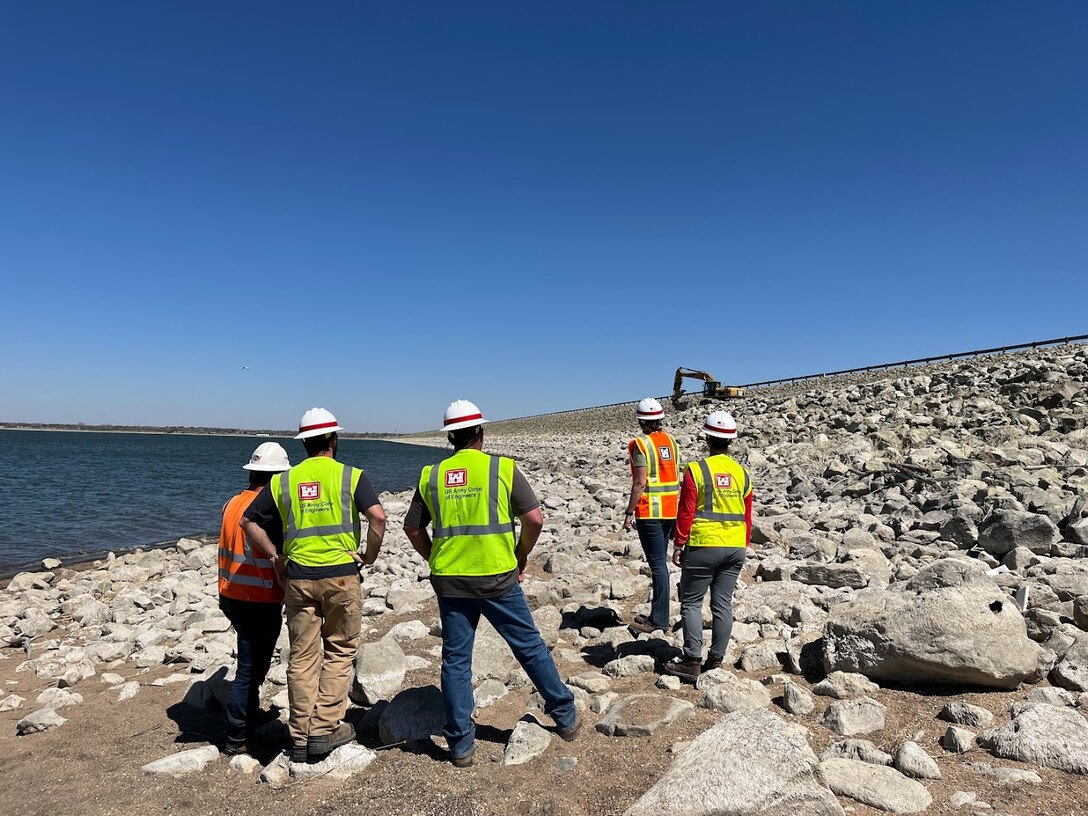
[223,739,248,757]
[289,742,309,763]
[557,714,581,742]
[628,615,663,636]
[702,656,723,673]
[663,656,701,684]
[308,722,355,758]
[450,746,475,768]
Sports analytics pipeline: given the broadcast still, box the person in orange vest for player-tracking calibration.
[664,411,753,683]
[623,398,680,635]
[218,442,292,755]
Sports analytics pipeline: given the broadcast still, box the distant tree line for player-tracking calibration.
[0,421,394,438]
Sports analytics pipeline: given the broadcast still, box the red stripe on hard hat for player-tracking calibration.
[705,423,734,432]
[444,413,483,426]
[300,420,339,432]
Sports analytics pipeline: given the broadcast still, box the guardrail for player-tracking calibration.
[736,334,1088,389]
[481,333,1088,426]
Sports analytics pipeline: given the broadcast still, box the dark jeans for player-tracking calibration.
[678,546,745,663]
[219,595,283,745]
[635,518,675,630]
[437,585,576,760]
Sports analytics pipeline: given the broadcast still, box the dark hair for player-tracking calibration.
[303,432,337,457]
[248,471,276,490]
[447,425,482,450]
[707,435,732,454]
[638,419,662,433]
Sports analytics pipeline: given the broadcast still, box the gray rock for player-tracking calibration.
[35,688,83,709]
[471,618,517,683]
[228,754,262,774]
[781,681,816,715]
[894,741,941,779]
[473,679,508,710]
[941,726,976,753]
[568,671,611,694]
[258,754,291,787]
[700,674,773,713]
[15,608,56,638]
[117,681,140,701]
[141,745,220,776]
[384,620,430,642]
[963,761,1041,784]
[939,701,995,728]
[1051,632,1088,691]
[820,757,932,814]
[0,694,26,712]
[812,671,880,699]
[823,584,1044,689]
[532,605,563,649]
[1074,596,1088,630]
[554,756,578,772]
[503,720,553,765]
[820,739,893,766]
[948,791,977,807]
[378,685,446,745]
[41,558,62,570]
[604,654,656,678]
[349,638,406,706]
[1025,686,1076,707]
[978,703,1088,774]
[656,674,682,690]
[624,709,844,816]
[16,707,67,735]
[289,744,377,779]
[596,694,695,737]
[820,697,886,736]
[978,510,1059,556]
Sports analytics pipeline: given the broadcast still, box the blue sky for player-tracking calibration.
[1,2,1085,433]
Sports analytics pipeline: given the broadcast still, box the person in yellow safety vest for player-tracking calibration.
[403,400,579,768]
[663,410,752,683]
[623,397,680,635]
[218,442,291,756]
[240,407,386,764]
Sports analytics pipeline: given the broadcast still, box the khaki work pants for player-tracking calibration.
[284,575,362,744]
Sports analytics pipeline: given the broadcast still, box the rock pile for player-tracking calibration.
[3,342,1088,811]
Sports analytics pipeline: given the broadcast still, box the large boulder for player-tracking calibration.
[378,686,445,745]
[978,703,1088,774]
[349,639,406,705]
[823,584,1044,689]
[978,510,1059,556]
[624,709,843,816]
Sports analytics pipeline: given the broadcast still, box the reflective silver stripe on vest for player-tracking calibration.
[283,465,360,541]
[217,569,274,589]
[217,547,274,569]
[695,460,746,523]
[431,455,512,538]
[645,484,678,494]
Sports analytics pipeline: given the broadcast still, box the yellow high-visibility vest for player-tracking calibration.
[420,448,518,576]
[271,457,362,567]
[687,454,751,548]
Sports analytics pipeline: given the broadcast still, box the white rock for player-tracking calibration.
[17,707,67,735]
[894,741,941,779]
[504,720,553,765]
[289,744,377,780]
[35,688,83,709]
[820,757,932,813]
[141,745,220,776]
[229,754,262,774]
[1,694,26,712]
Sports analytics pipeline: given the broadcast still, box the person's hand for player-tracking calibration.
[672,546,685,567]
[622,511,634,532]
[272,554,287,587]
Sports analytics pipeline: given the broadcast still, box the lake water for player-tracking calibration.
[0,429,445,573]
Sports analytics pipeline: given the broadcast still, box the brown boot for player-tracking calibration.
[663,656,701,683]
[308,722,355,758]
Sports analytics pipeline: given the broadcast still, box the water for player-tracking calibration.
[0,429,445,572]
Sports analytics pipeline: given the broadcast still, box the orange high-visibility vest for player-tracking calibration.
[629,431,680,520]
[218,489,283,603]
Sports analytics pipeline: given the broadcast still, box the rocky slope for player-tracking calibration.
[2,343,1087,815]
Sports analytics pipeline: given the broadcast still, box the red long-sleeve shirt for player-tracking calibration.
[673,468,753,548]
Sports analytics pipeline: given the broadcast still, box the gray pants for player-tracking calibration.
[679,546,746,662]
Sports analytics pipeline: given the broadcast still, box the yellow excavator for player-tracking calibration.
[672,367,745,406]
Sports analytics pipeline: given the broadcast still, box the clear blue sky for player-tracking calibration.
[2,2,1085,433]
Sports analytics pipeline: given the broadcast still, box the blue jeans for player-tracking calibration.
[437,585,576,760]
[636,519,675,630]
[220,595,283,746]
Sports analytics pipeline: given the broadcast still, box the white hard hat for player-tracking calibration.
[294,407,344,440]
[636,397,665,422]
[703,410,738,439]
[243,442,291,472]
[443,399,488,432]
